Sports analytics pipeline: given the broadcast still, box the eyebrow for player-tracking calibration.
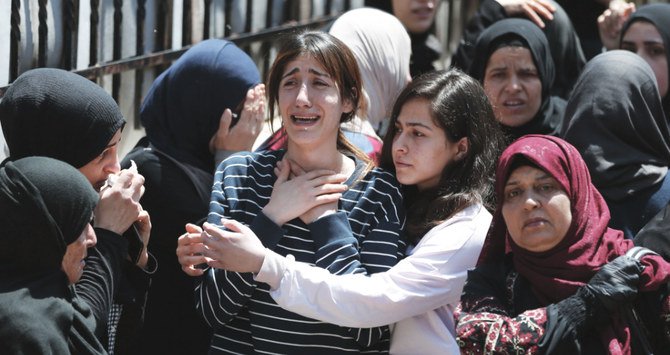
[505,171,552,186]
[643,40,665,46]
[487,66,507,72]
[281,67,330,79]
[105,137,121,149]
[622,39,665,45]
[397,119,433,130]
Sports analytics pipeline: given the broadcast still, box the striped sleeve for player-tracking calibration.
[195,155,259,328]
[309,168,406,347]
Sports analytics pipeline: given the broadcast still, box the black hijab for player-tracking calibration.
[140,39,261,172]
[620,3,670,120]
[452,0,584,99]
[0,68,126,168]
[541,1,586,98]
[561,50,670,202]
[0,157,103,354]
[0,156,98,273]
[469,18,566,141]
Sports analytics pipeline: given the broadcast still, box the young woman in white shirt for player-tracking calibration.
[178,69,504,354]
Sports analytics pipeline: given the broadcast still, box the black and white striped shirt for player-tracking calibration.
[197,150,406,354]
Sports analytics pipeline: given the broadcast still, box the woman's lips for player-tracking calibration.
[523,217,547,229]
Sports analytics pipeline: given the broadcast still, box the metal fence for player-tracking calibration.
[0,0,475,157]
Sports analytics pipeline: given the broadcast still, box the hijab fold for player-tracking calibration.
[329,7,411,136]
[0,157,98,274]
[478,135,670,354]
[0,68,125,168]
[0,157,101,354]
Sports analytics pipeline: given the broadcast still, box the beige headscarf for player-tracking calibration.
[330,7,412,137]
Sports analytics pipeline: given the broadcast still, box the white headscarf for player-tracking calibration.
[330,7,412,137]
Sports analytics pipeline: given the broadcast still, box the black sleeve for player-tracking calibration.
[112,254,156,354]
[540,287,606,353]
[634,203,670,261]
[76,227,128,338]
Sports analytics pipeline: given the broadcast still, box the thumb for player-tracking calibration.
[185,223,203,234]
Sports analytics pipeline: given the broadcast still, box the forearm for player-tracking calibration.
[256,250,463,328]
[310,212,363,274]
[76,228,128,330]
[539,287,606,353]
[195,267,256,327]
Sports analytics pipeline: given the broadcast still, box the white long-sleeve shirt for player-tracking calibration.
[255,203,492,354]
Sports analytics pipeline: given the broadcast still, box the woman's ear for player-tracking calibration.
[455,137,469,161]
[342,87,358,114]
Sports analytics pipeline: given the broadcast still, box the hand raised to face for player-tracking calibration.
[209,83,267,153]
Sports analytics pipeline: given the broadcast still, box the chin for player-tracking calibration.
[501,115,533,128]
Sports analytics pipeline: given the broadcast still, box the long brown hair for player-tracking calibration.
[380,69,504,244]
[266,31,373,175]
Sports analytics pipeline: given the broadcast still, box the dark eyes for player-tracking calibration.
[504,184,556,201]
[281,79,330,88]
[650,46,666,56]
[393,126,425,137]
[539,184,555,192]
[505,189,520,200]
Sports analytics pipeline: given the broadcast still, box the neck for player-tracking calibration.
[285,141,347,173]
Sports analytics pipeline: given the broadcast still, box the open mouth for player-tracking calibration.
[291,115,320,125]
[503,100,525,108]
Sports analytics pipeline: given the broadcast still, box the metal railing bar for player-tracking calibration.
[0,15,337,98]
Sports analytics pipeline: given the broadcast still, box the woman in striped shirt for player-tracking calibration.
[177,31,406,354]
[179,68,505,354]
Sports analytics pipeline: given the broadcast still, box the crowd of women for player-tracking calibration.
[1,1,670,354]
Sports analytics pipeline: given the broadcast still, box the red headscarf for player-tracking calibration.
[478,135,670,354]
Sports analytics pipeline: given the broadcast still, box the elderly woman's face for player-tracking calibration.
[501,165,572,252]
[61,223,97,284]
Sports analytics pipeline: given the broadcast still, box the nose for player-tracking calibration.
[505,75,521,93]
[295,84,311,107]
[393,132,408,155]
[86,225,97,247]
[104,154,121,175]
[522,192,540,211]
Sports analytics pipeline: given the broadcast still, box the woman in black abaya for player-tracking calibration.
[0,157,131,354]
[561,50,670,239]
